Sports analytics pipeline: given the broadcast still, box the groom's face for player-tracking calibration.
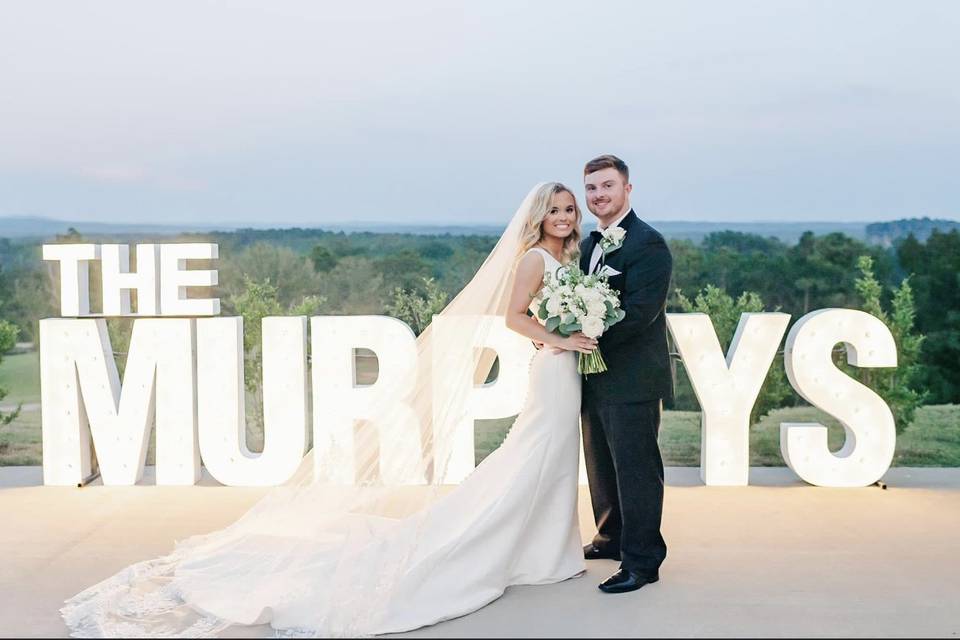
[584,168,631,222]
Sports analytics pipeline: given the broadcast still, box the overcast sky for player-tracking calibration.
[1,0,958,225]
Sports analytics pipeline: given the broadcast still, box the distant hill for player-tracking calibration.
[0,216,230,239]
[644,220,867,244]
[226,220,870,244]
[6,214,953,246]
[865,217,960,246]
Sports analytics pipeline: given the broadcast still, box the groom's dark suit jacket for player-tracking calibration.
[579,211,673,404]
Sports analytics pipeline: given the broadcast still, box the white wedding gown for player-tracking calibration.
[62,247,584,637]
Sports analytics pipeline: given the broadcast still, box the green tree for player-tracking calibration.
[789,232,862,313]
[375,250,432,293]
[675,285,794,424]
[420,240,454,261]
[309,245,338,273]
[219,242,324,311]
[896,230,960,404]
[315,255,387,314]
[386,277,449,335]
[852,255,927,432]
[0,319,21,425]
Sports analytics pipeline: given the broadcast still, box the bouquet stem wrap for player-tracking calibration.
[578,348,608,375]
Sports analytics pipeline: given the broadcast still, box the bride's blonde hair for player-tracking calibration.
[516,182,582,263]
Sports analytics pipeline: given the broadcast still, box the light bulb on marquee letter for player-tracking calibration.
[42,244,99,316]
[196,316,309,486]
[667,312,791,486]
[311,316,423,485]
[39,318,198,486]
[780,309,897,487]
[431,315,535,484]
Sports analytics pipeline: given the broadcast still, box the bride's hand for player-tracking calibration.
[557,332,598,354]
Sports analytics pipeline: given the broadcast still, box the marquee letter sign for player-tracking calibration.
[780,309,898,487]
[667,312,791,485]
[196,316,309,487]
[311,315,423,485]
[40,317,198,485]
[38,243,902,488]
[431,315,536,483]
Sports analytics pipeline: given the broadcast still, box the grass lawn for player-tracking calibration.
[478,404,960,467]
[0,408,41,465]
[892,404,960,466]
[0,351,41,405]
[656,404,960,466]
[2,349,958,468]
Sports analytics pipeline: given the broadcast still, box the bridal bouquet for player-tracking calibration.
[535,265,626,375]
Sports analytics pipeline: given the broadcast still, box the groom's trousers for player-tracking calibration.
[581,397,667,576]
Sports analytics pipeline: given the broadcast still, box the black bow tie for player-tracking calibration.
[590,230,603,243]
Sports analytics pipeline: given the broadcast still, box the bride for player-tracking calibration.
[62,183,599,637]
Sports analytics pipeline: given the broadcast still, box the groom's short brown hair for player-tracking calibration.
[584,154,629,182]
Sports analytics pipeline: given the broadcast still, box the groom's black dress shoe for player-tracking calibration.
[598,569,659,593]
[583,544,620,561]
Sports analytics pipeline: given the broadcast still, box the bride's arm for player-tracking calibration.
[505,252,597,354]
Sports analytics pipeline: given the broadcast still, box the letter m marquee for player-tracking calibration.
[39,318,198,486]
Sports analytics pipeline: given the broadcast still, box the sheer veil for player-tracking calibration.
[61,184,548,637]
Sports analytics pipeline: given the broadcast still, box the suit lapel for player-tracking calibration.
[617,209,639,234]
[579,236,595,273]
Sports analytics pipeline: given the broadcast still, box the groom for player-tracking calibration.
[579,155,673,593]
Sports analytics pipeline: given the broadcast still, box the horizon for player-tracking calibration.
[5,213,956,247]
[0,212,948,230]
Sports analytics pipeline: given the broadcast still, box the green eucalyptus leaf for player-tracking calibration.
[559,321,582,335]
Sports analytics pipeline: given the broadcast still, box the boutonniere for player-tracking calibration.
[599,226,626,255]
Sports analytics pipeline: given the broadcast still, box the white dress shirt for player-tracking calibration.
[589,207,632,274]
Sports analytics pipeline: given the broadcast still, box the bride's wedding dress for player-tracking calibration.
[61,236,585,636]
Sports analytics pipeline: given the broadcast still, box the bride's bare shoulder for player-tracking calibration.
[513,250,547,286]
[517,248,546,272]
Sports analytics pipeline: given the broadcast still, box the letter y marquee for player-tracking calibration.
[667,312,791,486]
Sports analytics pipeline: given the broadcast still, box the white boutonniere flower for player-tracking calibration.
[599,226,626,255]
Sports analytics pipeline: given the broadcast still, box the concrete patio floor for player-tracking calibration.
[1,466,958,638]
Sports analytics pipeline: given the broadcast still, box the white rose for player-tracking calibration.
[602,227,626,244]
[587,300,607,317]
[582,288,603,304]
[545,295,562,316]
[581,315,605,338]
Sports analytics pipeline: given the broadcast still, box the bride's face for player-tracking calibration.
[541,191,578,241]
